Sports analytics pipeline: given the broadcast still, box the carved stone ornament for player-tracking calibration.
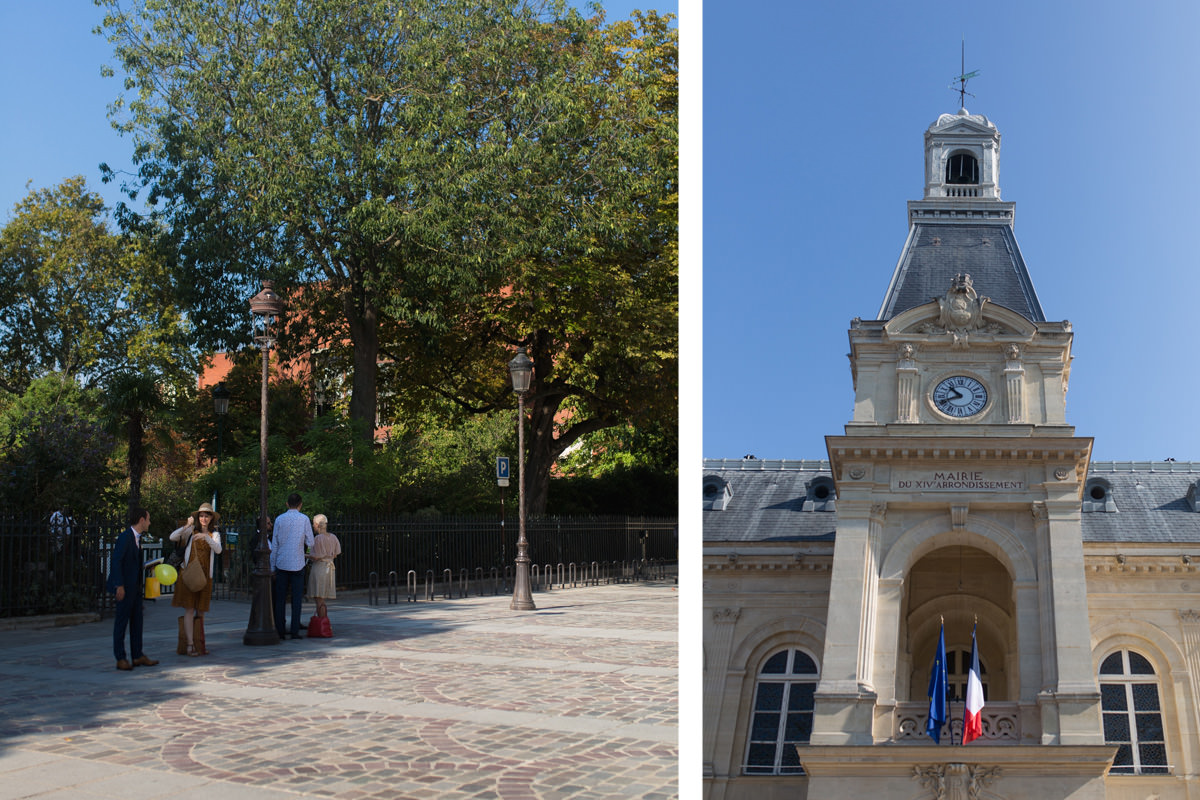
[849,467,866,480]
[1054,468,1070,481]
[914,274,1006,341]
[913,763,1002,800]
[938,274,988,331]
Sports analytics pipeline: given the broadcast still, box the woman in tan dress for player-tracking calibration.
[306,514,341,620]
[170,502,222,656]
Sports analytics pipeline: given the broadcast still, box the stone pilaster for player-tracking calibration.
[1034,500,1102,745]
[1004,344,1025,423]
[896,345,919,423]
[812,499,878,744]
[703,607,741,775]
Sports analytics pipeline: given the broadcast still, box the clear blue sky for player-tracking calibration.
[0,0,677,219]
[703,0,1200,463]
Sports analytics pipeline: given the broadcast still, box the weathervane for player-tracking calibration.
[949,38,980,109]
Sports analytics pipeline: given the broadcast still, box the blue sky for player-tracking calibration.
[0,0,678,218]
[703,0,1200,463]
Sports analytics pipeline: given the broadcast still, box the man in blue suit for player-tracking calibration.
[106,507,159,670]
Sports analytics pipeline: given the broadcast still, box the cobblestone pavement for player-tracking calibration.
[0,582,678,799]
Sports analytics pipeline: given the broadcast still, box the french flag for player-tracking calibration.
[962,624,984,744]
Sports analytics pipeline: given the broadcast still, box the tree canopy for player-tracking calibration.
[0,177,192,396]
[99,0,678,513]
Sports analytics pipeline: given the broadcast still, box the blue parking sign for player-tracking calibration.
[496,457,510,480]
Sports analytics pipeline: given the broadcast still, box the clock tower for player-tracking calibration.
[703,107,1200,800]
[804,107,1108,791]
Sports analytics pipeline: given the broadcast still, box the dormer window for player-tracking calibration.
[1083,478,1118,513]
[946,153,979,185]
[704,475,734,511]
[802,476,837,512]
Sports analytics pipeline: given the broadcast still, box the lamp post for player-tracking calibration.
[508,346,536,611]
[244,281,284,646]
[211,382,230,512]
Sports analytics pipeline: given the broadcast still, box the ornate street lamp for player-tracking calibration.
[244,281,284,646]
[211,382,230,512]
[508,346,536,611]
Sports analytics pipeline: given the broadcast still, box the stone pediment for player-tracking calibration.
[883,274,1037,344]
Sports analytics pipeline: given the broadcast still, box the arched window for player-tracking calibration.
[1099,650,1169,774]
[946,153,979,185]
[743,649,818,775]
[946,648,987,702]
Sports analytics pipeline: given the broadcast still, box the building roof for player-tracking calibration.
[878,223,1045,322]
[702,459,1200,545]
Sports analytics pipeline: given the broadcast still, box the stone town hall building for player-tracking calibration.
[702,109,1200,799]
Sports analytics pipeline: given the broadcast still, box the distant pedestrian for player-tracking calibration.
[307,514,341,629]
[106,507,159,671]
[271,493,313,640]
[170,503,223,656]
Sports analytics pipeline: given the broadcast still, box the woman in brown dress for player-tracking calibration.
[170,502,222,656]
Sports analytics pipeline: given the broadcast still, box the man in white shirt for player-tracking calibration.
[271,492,313,639]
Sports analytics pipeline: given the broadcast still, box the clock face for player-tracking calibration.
[932,376,988,418]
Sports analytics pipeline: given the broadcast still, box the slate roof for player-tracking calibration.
[877,223,1046,322]
[702,460,1200,545]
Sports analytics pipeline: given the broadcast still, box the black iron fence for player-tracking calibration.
[0,513,677,617]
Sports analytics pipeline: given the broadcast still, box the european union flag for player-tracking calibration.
[926,622,948,743]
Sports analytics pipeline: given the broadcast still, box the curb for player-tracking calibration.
[0,612,100,631]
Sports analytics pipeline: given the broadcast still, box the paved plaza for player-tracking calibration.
[0,582,678,799]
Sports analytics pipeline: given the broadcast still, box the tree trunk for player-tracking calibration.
[126,409,145,517]
[343,287,379,447]
[525,392,559,516]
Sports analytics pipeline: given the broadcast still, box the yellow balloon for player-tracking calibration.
[155,563,178,586]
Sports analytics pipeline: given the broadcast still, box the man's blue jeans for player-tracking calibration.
[273,568,305,637]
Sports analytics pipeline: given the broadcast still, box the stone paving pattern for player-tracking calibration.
[0,582,677,799]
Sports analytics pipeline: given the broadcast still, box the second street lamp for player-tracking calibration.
[508,346,536,611]
[244,281,284,646]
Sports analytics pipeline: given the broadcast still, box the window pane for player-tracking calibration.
[1139,742,1167,769]
[788,683,816,711]
[780,744,802,768]
[1103,713,1131,743]
[946,651,957,673]
[1128,652,1155,675]
[791,651,817,675]
[755,683,784,710]
[1132,684,1161,711]
[1111,744,1134,771]
[1136,713,1164,743]
[762,651,788,674]
[746,743,776,768]
[1100,652,1124,675]
[785,712,813,743]
[1101,684,1128,711]
[751,712,781,741]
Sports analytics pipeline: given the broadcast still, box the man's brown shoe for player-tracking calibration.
[116,659,133,671]
[132,656,159,667]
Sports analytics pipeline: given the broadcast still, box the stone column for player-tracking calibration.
[812,499,877,744]
[704,607,741,776]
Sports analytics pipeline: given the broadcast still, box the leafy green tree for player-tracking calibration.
[0,374,118,513]
[383,11,678,513]
[102,371,167,517]
[98,1,677,513]
[0,178,192,395]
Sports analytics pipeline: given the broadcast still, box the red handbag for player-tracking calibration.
[307,615,333,638]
